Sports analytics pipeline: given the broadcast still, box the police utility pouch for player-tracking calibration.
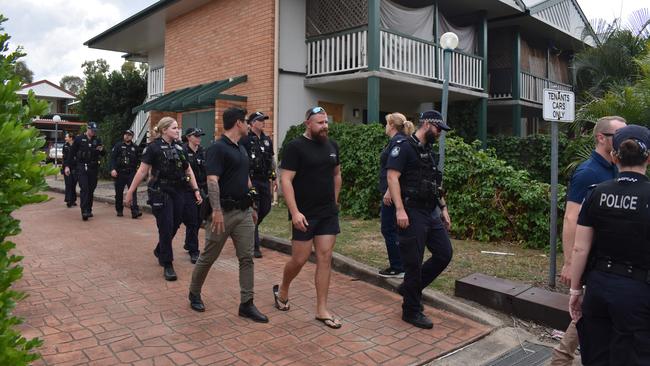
[147,187,166,209]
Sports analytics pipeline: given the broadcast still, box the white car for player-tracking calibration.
[48,143,64,163]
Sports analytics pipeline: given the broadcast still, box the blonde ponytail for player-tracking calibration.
[386,112,415,135]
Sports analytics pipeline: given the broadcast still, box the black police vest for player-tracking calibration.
[116,143,138,171]
[400,137,441,208]
[151,139,189,186]
[247,133,273,179]
[63,143,74,167]
[76,136,102,166]
[184,144,206,188]
[586,177,650,269]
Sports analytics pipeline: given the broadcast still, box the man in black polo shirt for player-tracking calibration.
[273,106,343,329]
[188,107,268,323]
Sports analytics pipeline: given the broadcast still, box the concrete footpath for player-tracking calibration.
[11,178,497,365]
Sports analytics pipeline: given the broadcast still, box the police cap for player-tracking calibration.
[184,127,205,137]
[613,125,650,152]
[247,111,269,124]
[420,110,451,131]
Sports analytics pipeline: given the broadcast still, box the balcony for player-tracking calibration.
[306,28,484,91]
[489,68,573,104]
[148,66,165,98]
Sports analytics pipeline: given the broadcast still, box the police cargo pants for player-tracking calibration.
[397,208,453,316]
[152,188,184,265]
[64,169,77,204]
[252,179,272,250]
[190,208,255,303]
[77,167,98,214]
[115,171,138,213]
[181,190,200,255]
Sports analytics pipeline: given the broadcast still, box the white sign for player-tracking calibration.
[543,89,575,122]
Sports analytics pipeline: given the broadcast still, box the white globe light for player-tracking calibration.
[52,115,62,122]
[440,32,459,50]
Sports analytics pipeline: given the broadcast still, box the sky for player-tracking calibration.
[1,0,649,83]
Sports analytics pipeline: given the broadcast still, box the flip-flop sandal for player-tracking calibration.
[315,317,342,329]
[273,284,290,311]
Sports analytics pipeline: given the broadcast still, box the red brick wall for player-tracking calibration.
[215,99,247,136]
[164,0,275,138]
[149,111,179,142]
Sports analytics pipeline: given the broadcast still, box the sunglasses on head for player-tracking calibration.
[307,106,326,119]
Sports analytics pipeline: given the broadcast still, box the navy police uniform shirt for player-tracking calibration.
[241,130,274,180]
[110,141,139,172]
[385,133,421,178]
[141,138,188,184]
[578,171,650,269]
[567,150,618,204]
[379,132,407,194]
[183,143,207,190]
[68,134,105,168]
[205,135,250,201]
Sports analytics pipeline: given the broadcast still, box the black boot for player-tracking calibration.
[189,292,205,312]
[190,252,199,264]
[253,247,262,258]
[82,212,90,221]
[238,300,268,323]
[131,210,142,219]
[402,312,433,329]
[163,264,177,281]
[116,211,123,217]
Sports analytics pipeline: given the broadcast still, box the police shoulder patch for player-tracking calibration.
[175,145,183,151]
[390,146,400,157]
[142,147,148,154]
[264,140,270,146]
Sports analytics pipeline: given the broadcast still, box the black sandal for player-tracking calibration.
[273,284,290,311]
[315,317,342,329]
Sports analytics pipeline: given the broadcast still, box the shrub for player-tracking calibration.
[444,138,564,248]
[0,15,56,365]
[487,134,594,184]
[281,123,562,248]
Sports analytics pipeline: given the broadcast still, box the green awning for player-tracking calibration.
[132,75,247,113]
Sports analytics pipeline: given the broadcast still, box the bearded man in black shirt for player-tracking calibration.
[273,106,343,329]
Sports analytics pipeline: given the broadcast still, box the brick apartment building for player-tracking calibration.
[86,0,595,149]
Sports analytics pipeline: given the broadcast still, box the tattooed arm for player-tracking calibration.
[207,175,224,234]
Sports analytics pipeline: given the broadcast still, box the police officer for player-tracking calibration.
[569,125,650,365]
[62,132,77,207]
[241,111,276,258]
[386,110,453,329]
[125,117,203,281]
[110,129,142,218]
[181,127,207,264]
[65,122,105,221]
[378,112,415,278]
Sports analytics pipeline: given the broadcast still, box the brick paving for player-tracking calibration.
[13,192,490,365]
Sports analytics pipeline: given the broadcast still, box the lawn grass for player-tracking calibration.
[260,202,566,296]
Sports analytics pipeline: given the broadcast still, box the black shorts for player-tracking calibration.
[292,214,340,241]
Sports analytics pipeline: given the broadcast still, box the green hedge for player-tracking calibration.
[487,134,593,184]
[281,123,563,248]
[0,15,54,365]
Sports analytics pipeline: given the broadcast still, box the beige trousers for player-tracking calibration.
[550,320,579,366]
[189,208,255,303]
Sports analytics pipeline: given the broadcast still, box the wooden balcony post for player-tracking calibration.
[367,0,380,123]
[512,27,522,137]
[478,10,488,147]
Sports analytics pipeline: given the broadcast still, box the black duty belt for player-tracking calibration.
[221,198,251,212]
[594,258,650,284]
[403,197,436,210]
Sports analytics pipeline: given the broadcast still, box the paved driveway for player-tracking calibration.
[13,193,489,365]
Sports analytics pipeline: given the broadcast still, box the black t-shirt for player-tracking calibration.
[205,135,250,200]
[280,135,340,219]
[379,132,407,194]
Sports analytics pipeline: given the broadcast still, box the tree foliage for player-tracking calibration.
[59,75,84,95]
[0,14,58,365]
[78,59,147,156]
[13,60,32,84]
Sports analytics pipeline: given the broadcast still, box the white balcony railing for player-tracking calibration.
[148,66,165,98]
[307,29,368,77]
[381,30,438,80]
[521,72,572,103]
[306,29,484,91]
